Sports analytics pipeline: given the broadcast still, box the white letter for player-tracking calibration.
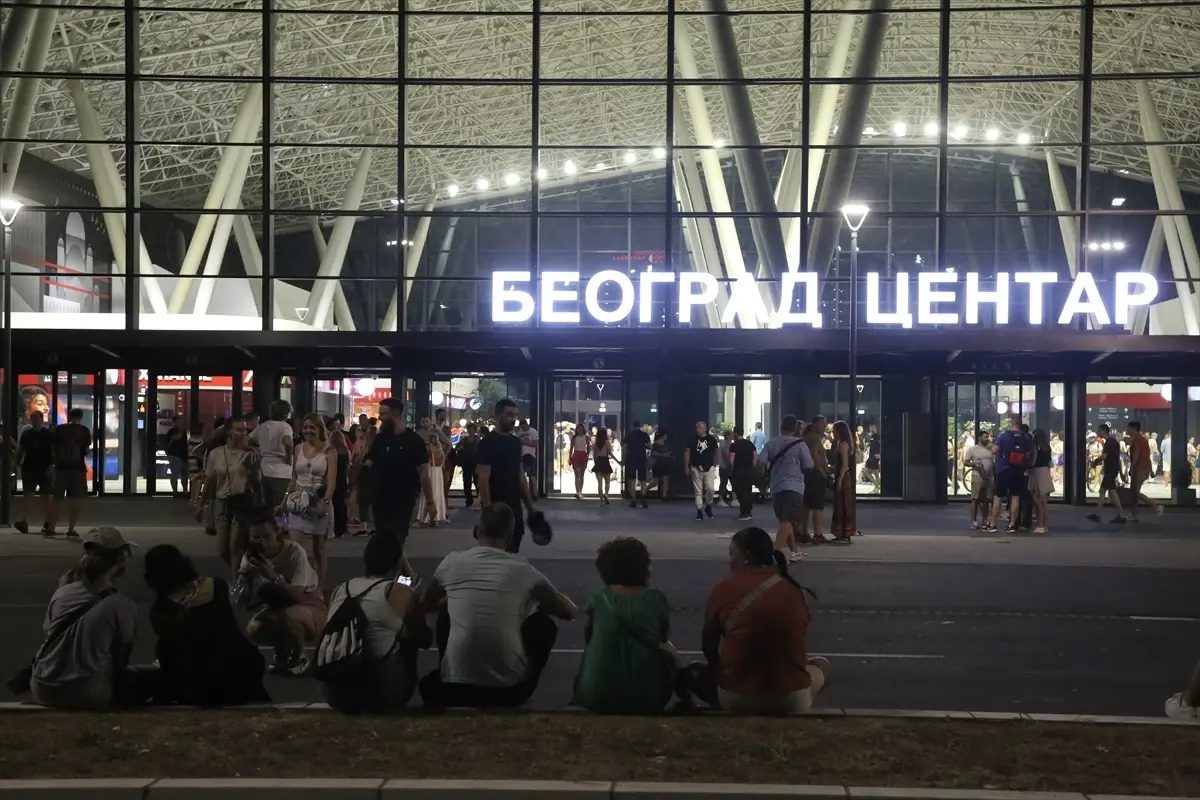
[492,270,534,323]
[1014,272,1057,324]
[965,272,1009,324]
[678,273,718,324]
[638,272,675,324]
[540,271,579,324]
[917,272,960,325]
[721,273,771,327]
[1114,272,1158,325]
[866,272,912,328]
[776,273,822,327]
[584,269,635,324]
[1058,272,1111,325]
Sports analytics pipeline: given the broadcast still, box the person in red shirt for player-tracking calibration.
[690,526,832,714]
[1125,421,1163,521]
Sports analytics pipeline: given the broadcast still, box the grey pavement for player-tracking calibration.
[0,497,1196,717]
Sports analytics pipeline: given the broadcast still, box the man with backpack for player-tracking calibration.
[988,416,1034,534]
[315,534,431,714]
[51,408,93,539]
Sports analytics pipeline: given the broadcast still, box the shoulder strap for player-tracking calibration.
[724,574,781,630]
[768,439,802,471]
[353,578,393,602]
[35,587,117,663]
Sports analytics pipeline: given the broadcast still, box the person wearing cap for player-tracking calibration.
[30,528,141,709]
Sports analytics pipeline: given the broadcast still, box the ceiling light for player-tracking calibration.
[386,239,399,247]
[712,138,726,149]
[504,172,520,187]
[863,126,877,136]
[475,177,490,191]
[985,128,1000,142]
[1088,241,1101,251]
[446,184,459,198]
[1111,197,1126,207]
[390,197,402,206]
[563,160,577,175]
[624,150,637,165]
[1118,168,1129,174]
[652,146,666,159]
[1016,132,1031,146]
[1100,241,1112,251]
[592,162,608,171]
[951,124,968,140]
[923,122,938,136]
[400,239,409,246]
[892,121,907,137]
[536,167,548,180]
[1113,241,1126,251]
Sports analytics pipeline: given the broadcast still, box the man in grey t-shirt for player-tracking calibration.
[760,415,814,561]
[419,503,577,708]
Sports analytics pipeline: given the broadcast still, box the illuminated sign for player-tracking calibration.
[490,270,1158,328]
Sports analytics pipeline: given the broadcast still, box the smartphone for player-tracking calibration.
[395,575,413,586]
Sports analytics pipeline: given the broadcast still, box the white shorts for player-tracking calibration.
[718,663,826,715]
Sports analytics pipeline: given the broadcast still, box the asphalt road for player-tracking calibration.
[0,548,1193,716]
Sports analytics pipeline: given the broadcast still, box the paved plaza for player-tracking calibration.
[0,497,1195,717]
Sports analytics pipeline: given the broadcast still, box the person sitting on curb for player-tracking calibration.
[1165,659,1199,721]
[28,528,142,709]
[144,544,270,707]
[572,536,691,714]
[687,526,832,715]
[240,505,326,677]
[318,534,432,714]
[418,503,577,708]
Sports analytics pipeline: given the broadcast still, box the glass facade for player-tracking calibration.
[2,0,1199,335]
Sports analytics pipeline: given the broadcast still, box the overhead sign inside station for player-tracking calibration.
[490,270,1158,329]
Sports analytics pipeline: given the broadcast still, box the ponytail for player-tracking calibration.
[771,549,818,602]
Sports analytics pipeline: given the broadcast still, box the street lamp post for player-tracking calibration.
[840,203,869,427]
[0,197,22,527]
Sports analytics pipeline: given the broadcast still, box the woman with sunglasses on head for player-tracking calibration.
[282,413,338,590]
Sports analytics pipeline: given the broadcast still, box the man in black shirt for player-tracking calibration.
[623,421,652,509]
[52,407,93,539]
[366,397,437,546]
[683,420,720,520]
[476,397,537,553]
[14,411,56,535]
[728,426,758,521]
[1087,423,1127,524]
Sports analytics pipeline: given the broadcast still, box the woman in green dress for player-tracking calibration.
[572,537,684,714]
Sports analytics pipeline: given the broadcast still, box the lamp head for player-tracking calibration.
[841,203,869,232]
[0,197,22,228]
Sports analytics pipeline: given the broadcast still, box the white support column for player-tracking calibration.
[382,201,433,332]
[306,146,374,329]
[1137,80,1200,336]
[674,100,727,327]
[1008,164,1038,268]
[167,81,263,313]
[674,26,747,280]
[424,216,461,326]
[232,210,267,317]
[65,77,169,314]
[192,144,253,316]
[777,0,858,269]
[0,0,41,103]
[1044,151,1078,277]
[307,218,357,331]
[0,5,58,197]
[1128,217,1165,335]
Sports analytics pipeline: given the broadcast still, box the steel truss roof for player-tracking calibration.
[11,0,1200,221]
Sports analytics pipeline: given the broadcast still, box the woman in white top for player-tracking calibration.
[319,534,430,713]
[282,414,338,590]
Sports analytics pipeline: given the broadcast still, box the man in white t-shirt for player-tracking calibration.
[517,419,539,495]
[418,503,576,707]
[249,400,295,509]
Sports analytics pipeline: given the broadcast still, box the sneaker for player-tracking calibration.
[1165,692,1199,722]
[1085,513,1101,522]
[1155,505,1165,516]
[284,655,311,677]
[737,513,752,521]
[1110,516,1127,524]
[969,522,979,530]
[65,529,81,540]
[268,654,288,674]
[42,525,57,538]
[13,520,28,535]
[1032,526,1046,535]
[787,550,804,563]
[704,505,714,519]
[695,510,704,521]
[641,499,649,509]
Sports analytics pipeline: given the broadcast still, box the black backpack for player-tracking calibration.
[312,579,394,683]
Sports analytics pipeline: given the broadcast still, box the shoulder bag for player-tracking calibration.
[7,587,118,694]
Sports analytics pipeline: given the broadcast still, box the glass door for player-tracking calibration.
[551,376,623,497]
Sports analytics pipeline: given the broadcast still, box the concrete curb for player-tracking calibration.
[0,781,1195,800]
[0,702,1193,726]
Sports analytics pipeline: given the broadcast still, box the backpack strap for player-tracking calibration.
[351,578,394,602]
